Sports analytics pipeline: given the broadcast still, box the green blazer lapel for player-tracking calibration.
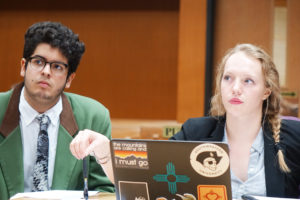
[52,92,79,189]
[0,127,24,197]
[51,125,78,189]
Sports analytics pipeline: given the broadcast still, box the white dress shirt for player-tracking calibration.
[19,87,62,192]
[223,126,266,199]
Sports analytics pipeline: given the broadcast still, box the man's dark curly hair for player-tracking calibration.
[23,21,85,77]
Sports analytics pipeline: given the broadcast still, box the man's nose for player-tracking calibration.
[41,63,51,75]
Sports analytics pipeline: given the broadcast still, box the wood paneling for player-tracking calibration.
[275,0,287,7]
[213,0,274,86]
[2,0,288,123]
[286,0,300,91]
[176,0,207,122]
[0,0,179,11]
[0,1,179,120]
[111,119,181,139]
[286,0,300,117]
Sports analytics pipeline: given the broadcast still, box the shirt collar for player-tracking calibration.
[19,87,63,126]
[251,127,264,153]
[223,125,264,154]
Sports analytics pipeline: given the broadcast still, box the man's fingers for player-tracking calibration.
[70,129,109,160]
[70,131,90,159]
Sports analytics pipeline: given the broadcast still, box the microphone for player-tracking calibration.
[83,157,89,200]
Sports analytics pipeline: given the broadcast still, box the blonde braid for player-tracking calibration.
[269,115,290,172]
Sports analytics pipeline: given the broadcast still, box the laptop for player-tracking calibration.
[110,139,232,200]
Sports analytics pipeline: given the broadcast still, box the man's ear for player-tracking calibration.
[263,88,271,100]
[65,73,76,89]
[20,58,26,77]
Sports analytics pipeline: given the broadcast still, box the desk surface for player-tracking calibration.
[90,192,116,200]
[11,192,116,200]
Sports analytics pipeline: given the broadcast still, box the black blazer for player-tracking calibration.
[171,116,300,198]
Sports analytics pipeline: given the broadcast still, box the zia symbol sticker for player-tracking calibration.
[153,162,190,194]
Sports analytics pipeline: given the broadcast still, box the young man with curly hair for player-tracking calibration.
[0,21,114,199]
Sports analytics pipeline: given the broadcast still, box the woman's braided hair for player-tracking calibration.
[209,43,290,172]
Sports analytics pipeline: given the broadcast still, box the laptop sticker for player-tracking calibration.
[153,162,190,194]
[119,181,150,200]
[112,141,149,169]
[197,185,227,200]
[190,143,229,177]
[156,193,196,200]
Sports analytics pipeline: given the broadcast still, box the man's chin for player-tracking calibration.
[34,92,55,102]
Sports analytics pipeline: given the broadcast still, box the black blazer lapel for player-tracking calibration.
[205,119,225,142]
[264,128,285,197]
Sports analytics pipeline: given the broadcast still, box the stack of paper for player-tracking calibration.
[10,190,116,200]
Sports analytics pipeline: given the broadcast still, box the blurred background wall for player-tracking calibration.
[0,0,299,123]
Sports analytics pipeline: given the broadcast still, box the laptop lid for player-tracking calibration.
[110,139,232,200]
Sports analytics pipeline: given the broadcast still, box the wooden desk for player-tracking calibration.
[89,192,116,200]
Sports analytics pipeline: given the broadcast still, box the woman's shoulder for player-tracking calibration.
[280,119,300,145]
[171,116,225,141]
[183,116,222,128]
[280,119,300,173]
[280,118,300,152]
[281,118,300,137]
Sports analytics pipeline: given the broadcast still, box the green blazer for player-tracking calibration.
[0,83,114,199]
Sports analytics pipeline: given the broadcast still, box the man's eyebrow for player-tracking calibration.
[30,55,67,65]
[30,55,45,59]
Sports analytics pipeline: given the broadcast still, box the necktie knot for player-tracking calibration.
[36,114,50,132]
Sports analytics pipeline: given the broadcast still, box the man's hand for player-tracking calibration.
[70,129,110,161]
[69,129,115,184]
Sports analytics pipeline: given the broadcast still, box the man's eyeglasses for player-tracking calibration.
[27,56,68,76]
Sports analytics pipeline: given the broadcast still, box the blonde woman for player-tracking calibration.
[70,44,300,198]
[171,44,300,198]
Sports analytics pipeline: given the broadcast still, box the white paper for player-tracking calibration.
[10,190,98,200]
[245,196,298,200]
